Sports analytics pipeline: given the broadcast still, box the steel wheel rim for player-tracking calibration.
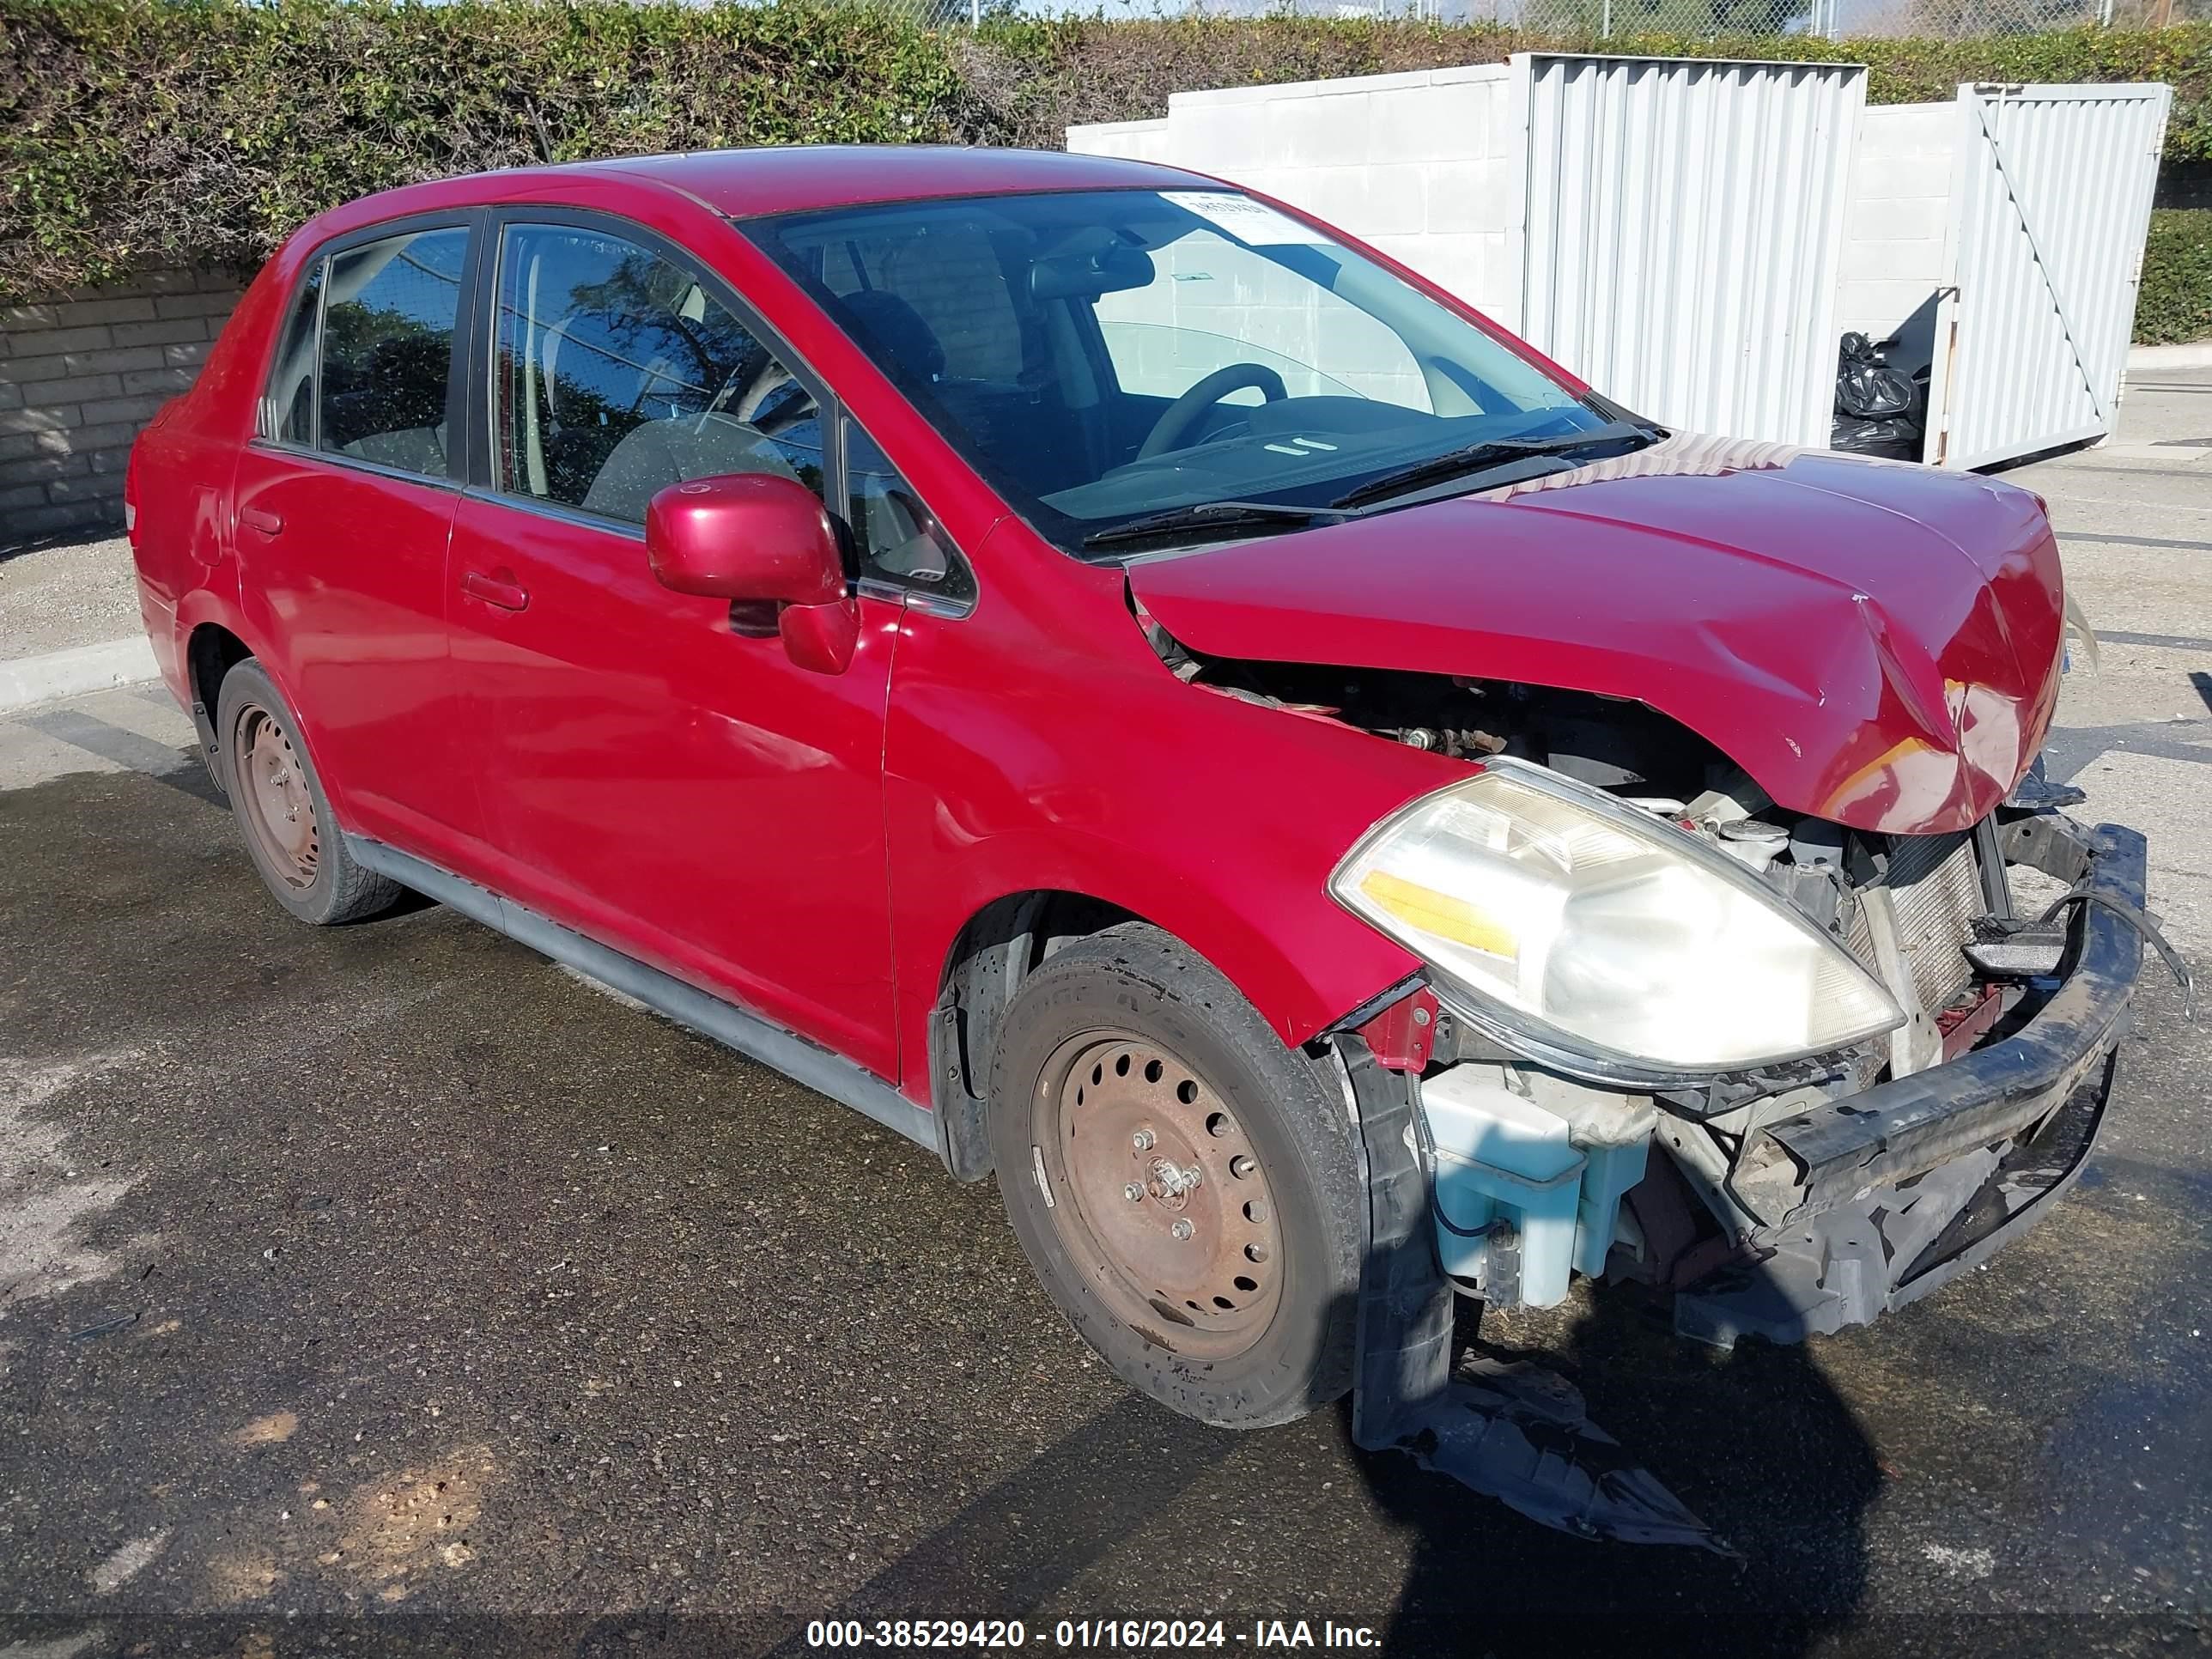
[236,703,319,890]
[1032,1030,1284,1361]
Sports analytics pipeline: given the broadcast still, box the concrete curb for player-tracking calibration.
[2129,343,2212,371]
[0,636,159,714]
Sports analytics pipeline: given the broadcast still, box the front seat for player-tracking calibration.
[581,412,809,526]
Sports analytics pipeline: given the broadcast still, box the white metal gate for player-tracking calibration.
[1930,82,2171,471]
[1517,55,1866,448]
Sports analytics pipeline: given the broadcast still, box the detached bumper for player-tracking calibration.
[1676,815,2145,1348]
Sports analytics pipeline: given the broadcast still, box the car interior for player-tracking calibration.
[751,191,1606,538]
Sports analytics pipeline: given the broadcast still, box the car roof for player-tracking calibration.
[589,145,1222,217]
[313,145,1224,238]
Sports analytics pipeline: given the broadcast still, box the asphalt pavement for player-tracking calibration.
[3,382,2210,1657]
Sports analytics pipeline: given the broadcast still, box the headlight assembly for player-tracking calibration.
[1329,758,1904,1083]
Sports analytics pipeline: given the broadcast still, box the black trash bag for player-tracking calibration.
[1836,331,1914,419]
[1832,414,1923,461]
[1832,331,1927,460]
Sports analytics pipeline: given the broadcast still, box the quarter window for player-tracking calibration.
[317,227,469,478]
[845,421,970,604]
[491,223,823,526]
[264,263,324,447]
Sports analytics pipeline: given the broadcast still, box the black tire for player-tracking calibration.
[215,659,403,926]
[988,922,1361,1428]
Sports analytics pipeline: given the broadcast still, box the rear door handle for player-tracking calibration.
[463,568,530,612]
[238,506,283,536]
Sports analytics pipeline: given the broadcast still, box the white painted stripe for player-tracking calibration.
[2128,343,2212,372]
[0,636,158,714]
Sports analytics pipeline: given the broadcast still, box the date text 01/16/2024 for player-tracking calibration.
[804,1620,1382,1650]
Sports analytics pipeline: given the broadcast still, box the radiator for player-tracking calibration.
[1849,832,1984,1014]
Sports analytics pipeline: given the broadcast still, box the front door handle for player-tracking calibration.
[238,505,283,537]
[463,568,530,612]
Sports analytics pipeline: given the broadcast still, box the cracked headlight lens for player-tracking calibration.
[1331,758,1903,1079]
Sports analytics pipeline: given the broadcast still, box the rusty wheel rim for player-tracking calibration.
[235,703,319,890]
[1032,1030,1284,1361]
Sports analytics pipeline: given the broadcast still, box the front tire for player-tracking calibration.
[988,924,1361,1428]
[216,660,402,926]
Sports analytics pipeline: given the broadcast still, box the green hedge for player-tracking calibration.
[957,17,2212,159]
[2137,208,2212,344]
[0,0,973,297]
[4,0,2211,329]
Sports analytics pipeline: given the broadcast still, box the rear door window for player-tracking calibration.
[315,227,470,478]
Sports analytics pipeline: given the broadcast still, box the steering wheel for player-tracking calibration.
[1137,363,1289,461]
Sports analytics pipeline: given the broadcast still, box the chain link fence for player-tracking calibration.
[1487,0,2087,38]
[1489,0,2194,38]
[907,0,2203,40]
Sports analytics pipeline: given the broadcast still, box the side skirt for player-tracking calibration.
[346,836,939,1158]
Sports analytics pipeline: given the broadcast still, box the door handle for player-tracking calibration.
[238,506,283,537]
[463,569,530,612]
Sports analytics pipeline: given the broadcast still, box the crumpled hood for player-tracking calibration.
[1126,433,2065,836]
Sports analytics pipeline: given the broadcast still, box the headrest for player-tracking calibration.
[841,289,947,384]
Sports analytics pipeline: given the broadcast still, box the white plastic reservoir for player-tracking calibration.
[1421,1063,1654,1308]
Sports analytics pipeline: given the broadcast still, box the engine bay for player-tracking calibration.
[1149,626,2020,1028]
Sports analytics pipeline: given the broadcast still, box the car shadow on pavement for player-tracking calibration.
[750,1391,1246,1659]
[1361,1289,1878,1656]
[754,1279,1875,1659]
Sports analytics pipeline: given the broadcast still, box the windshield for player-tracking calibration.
[743,188,1622,555]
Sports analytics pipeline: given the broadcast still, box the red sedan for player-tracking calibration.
[128,146,2147,1484]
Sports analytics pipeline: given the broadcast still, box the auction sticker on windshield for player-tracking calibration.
[1161,191,1335,247]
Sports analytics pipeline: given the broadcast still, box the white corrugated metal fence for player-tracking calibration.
[1518,55,1863,448]
[1929,82,2171,470]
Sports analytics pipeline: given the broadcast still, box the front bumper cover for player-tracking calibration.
[1339,813,2145,1544]
[1677,815,2146,1347]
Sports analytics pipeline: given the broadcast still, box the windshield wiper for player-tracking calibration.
[1080,499,1350,552]
[1328,419,1654,510]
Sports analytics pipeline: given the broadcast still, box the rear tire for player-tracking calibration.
[988,923,1361,1428]
[215,660,402,926]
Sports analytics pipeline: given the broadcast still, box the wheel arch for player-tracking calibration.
[178,607,339,818]
[184,619,255,791]
[930,889,1144,1182]
[925,881,1396,1183]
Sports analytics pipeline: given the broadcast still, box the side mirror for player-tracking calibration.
[646,473,857,674]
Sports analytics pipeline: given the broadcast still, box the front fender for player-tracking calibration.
[893,816,1421,1078]
[882,562,1458,1102]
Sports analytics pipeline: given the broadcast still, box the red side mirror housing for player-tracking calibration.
[647,472,843,605]
[646,473,856,674]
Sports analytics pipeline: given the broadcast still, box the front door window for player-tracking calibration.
[489,223,824,524]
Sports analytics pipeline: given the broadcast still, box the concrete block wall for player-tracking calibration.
[1836,102,1959,341]
[1065,118,1176,167]
[0,268,244,548]
[1073,64,2163,460]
